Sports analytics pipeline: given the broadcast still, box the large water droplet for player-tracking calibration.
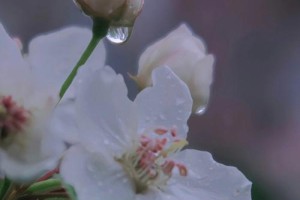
[195,105,207,115]
[106,26,133,44]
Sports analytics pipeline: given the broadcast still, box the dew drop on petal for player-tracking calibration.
[97,181,103,187]
[104,139,110,145]
[87,164,96,173]
[194,105,207,115]
[175,98,185,106]
[176,117,182,121]
[106,26,133,44]
[159,114,166,120]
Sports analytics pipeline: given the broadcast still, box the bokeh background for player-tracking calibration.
[1,0,300,199]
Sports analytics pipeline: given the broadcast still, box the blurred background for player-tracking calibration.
[1,0,300,199]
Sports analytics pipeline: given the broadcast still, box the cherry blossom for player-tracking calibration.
[60,66,251,200]
[0,23,105,182]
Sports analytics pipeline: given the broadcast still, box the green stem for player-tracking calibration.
[25,179,61,194]
[59,18,110,99]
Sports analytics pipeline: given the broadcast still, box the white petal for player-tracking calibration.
[60,145,135,200]
[0,149,62,183]
[76,66,138,154]
[50,98,80,144]
[0,23,32,97]
[27,26,106,95]
[172,24,206,52]
[134,66,192,139]
[166,149,252,200]
[0,101,65,182]
[191,55,214,112]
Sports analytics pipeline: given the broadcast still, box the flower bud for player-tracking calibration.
[135,24,214,113]
[74,0,144,26]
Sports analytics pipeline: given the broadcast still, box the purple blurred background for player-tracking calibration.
[1,0,300,199]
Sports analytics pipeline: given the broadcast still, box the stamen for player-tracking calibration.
[0,96,29,141]
[117,127,189,194]
[161,139,188,158]
[154,128,168,135]
[176,163,188,176]
[162,160,175,176]
[171,128,177,137]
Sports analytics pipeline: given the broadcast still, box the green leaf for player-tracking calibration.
[0,177,12,199]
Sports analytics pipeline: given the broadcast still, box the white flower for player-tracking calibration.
[60,65,251,200]
[0,23,105,182]
[74,0,144,27]
[135,24,214,113]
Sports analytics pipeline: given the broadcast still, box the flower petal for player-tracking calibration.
[49,99,80,144]
[27,26,106,95]
[0,140,63,183]
[134,66,192,139]
[191,55,214,112]
[166,149,252,200]
[0,23,32,97]
[76,66,138,154]
[60,145,135,200]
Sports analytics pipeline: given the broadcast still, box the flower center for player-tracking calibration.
[0,96,29,145]
[116,128,188,194]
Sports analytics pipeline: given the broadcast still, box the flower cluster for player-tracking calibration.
[0,2,251,199]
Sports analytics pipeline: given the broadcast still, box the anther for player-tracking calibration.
[171,128,177,137]
[154,128,168,135]
[176,163,188,176]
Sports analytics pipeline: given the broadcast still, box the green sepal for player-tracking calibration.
[53,174,77,200]
[25,178,62,194]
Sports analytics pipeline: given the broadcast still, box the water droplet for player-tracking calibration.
[176,98,185,105]
[233,189,240,197]
[97,181,103,187]
[87,164,96,172]
[159,114,166,120]
[106,26,133,44]
[104,139,110,145]
[166,75,172,80]
[195,105,207,115]
[176,117,182,121]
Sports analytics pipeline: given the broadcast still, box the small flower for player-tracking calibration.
[0,23,105,182]
[60,66,251,200]
[134,24,214,113]
[74,0,144,27]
